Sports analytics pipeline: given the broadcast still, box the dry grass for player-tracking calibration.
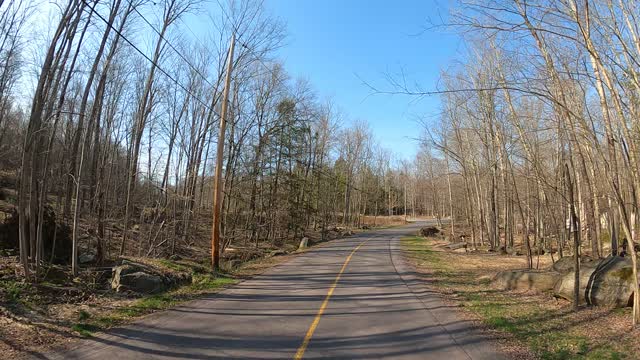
[360,215,408,227]
[402,235,639,360]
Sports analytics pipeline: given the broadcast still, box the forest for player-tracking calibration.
[410,0,640,326]
[6,0,640,358]
[0,0,451,280]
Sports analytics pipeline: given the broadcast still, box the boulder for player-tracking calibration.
[554,256,635,307]
[111,261,191,294]
[45,266,69,283]
[298,237,309,250]
[116,271,164,294]
[552,256,598,274]
[269,249,287,257]
[420,226,440,237]
[494,270,562,292]
[587,257,636,307]
[111,263,157,293]
[343,230,353,236]
[79,253,96,264]
[444,242,467,251]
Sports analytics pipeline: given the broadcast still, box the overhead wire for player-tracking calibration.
[84,0,383,200]
[130,4,216,89]
[79,0,219,117]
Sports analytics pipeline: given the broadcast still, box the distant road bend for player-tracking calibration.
[47,222,504,360]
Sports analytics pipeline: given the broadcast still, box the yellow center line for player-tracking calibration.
[294,239,369,360]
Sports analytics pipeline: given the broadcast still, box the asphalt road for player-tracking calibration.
[44,222,504,360]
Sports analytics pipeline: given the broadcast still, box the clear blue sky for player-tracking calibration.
[30,1,461,161]
[263,0,462,160]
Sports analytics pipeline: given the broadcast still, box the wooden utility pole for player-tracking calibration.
[211,33,235,271]
[404,175,407,223]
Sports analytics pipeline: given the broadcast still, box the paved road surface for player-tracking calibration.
[44,222,504,360]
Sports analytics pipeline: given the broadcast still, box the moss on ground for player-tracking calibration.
[401,236,632,360]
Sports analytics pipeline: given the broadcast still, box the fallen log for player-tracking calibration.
[444,242,467,251]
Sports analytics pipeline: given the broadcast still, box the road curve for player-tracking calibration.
[43,222,504,360]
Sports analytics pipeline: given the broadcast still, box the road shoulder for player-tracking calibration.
[390,234,507,360]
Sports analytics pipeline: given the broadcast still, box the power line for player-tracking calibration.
[80,0,219,116]
[86,2,379,198]
[131,5,216,89]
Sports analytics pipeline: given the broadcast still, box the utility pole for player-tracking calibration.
[388,182,391,216]
[211,33,235,271]
[404,175,407,223]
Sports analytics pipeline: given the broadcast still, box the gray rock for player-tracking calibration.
[554,256,635,307]
[116,271,164,294]
[494,270,562,292]
[444,243,467,251]
[298,237,309,250]
[79,253,96,264]
[111,261,191,294]
[111,263,164,294]
[587,257,636,307]
[269,249,287,257]
[552,256,598,274]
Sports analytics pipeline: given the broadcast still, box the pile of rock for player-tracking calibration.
[493,256,637,308]
[111,259,192,294]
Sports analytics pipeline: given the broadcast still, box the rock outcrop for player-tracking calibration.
[0,205,71,263]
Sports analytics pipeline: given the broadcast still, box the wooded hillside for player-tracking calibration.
[0,0,453,281]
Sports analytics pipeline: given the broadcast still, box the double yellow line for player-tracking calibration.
[294,239,369,360]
